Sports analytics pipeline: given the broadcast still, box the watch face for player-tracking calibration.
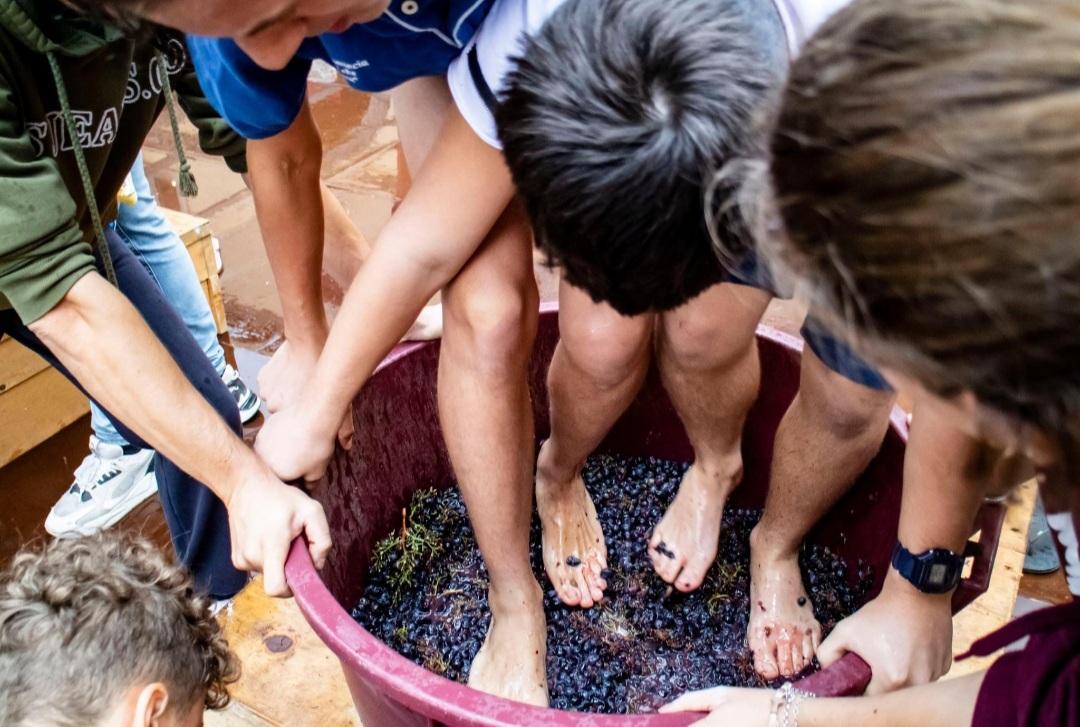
[929,563,948,586]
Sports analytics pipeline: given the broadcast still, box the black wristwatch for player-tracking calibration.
[890,542,970,594]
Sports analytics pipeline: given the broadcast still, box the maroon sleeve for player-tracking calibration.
[972,602,1080,727]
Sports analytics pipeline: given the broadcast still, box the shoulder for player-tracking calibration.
[186,36,311,140]
[779,0,851,54]
[973,601,1080,727]
[447,0,567,148]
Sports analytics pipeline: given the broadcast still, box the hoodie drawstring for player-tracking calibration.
[45,49,117,286]
[42,48,202,289]
[155,50,199,198]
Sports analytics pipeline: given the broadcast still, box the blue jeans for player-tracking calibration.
[91,153,227,446]
[0,228,246,598]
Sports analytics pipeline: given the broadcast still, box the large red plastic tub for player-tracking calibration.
[285,305,1003,726]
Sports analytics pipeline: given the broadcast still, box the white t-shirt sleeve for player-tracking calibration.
[777,0,851,55]
[448,0,566,148]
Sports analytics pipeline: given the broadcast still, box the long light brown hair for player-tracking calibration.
[756,0,1080,489]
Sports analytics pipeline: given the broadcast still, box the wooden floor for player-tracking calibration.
[945,479,1036,678]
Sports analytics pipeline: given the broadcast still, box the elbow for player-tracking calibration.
[28,297,83,350]
[275,147,321,181]
[27,275,105,349]
[249,132,323,184]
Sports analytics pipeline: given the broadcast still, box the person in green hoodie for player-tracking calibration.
[0,0,330,599]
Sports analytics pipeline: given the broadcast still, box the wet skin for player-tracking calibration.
[648,462,739,594]
[746,529,822,679]
[536,441,609,609]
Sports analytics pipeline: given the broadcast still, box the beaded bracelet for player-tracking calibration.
[768,683,815,727]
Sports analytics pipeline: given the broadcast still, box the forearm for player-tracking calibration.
[883,396,988,600]
[29,274,261,502]
[247,100,328,349]
[900,400,989,553]
[800,671,984,726]
[306,242,446,432]
[304,110,515,433]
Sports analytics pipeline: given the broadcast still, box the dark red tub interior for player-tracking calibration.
[285,305,1003,726]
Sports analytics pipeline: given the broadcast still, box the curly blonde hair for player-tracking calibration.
[0,533,240,726]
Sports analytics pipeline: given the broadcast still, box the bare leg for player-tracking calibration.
[649,284,772,592]
[320,181,371,287]
[748,346,895,679]
[439,202,544,705]
[392,76,546,705]
[322,171,442,341]
[537,281,654,607]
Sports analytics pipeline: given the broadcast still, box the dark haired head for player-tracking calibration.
[762,0,1080,491]
[497,0,786,315]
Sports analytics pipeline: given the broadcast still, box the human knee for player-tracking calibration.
[659,311,753,372]
[561,319,651,390]
[801,366,894,442]
[444,282,538,372]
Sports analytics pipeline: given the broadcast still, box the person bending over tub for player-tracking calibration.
[664,0,1080,724]
[492,0,989,693]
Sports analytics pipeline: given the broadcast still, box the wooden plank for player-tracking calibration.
[203,279,228,335]
[946,478,1037,678]
[0,367,89,467]
[218,577,362,727]
[186,233,214,283]
[160,207,210,247]
[0,336,49,394]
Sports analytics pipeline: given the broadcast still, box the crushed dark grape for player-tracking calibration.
[352,454,870,714]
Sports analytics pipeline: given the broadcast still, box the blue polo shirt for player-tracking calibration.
[188,0,496,139]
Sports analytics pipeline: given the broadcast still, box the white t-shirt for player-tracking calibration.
[774,0,851,55]
[448,0,851,149]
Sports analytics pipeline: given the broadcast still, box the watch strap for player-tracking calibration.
[891,542,966,594]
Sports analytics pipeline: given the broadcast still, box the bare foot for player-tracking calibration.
[402,303,443,342]
[747,528,822,679]
[535,441,608,608]
[648,462,735,592]
[468,584,549,706]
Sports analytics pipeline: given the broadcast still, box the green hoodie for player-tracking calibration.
[0,0,246,323]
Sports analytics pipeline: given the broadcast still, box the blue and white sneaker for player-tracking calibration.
[222,363,261,424]
[44,436,157,538]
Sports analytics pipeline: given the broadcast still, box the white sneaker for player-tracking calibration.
[211,236,224,275]
[222,363,261,424]
[402,303,444,342]
[45,437,157,538]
